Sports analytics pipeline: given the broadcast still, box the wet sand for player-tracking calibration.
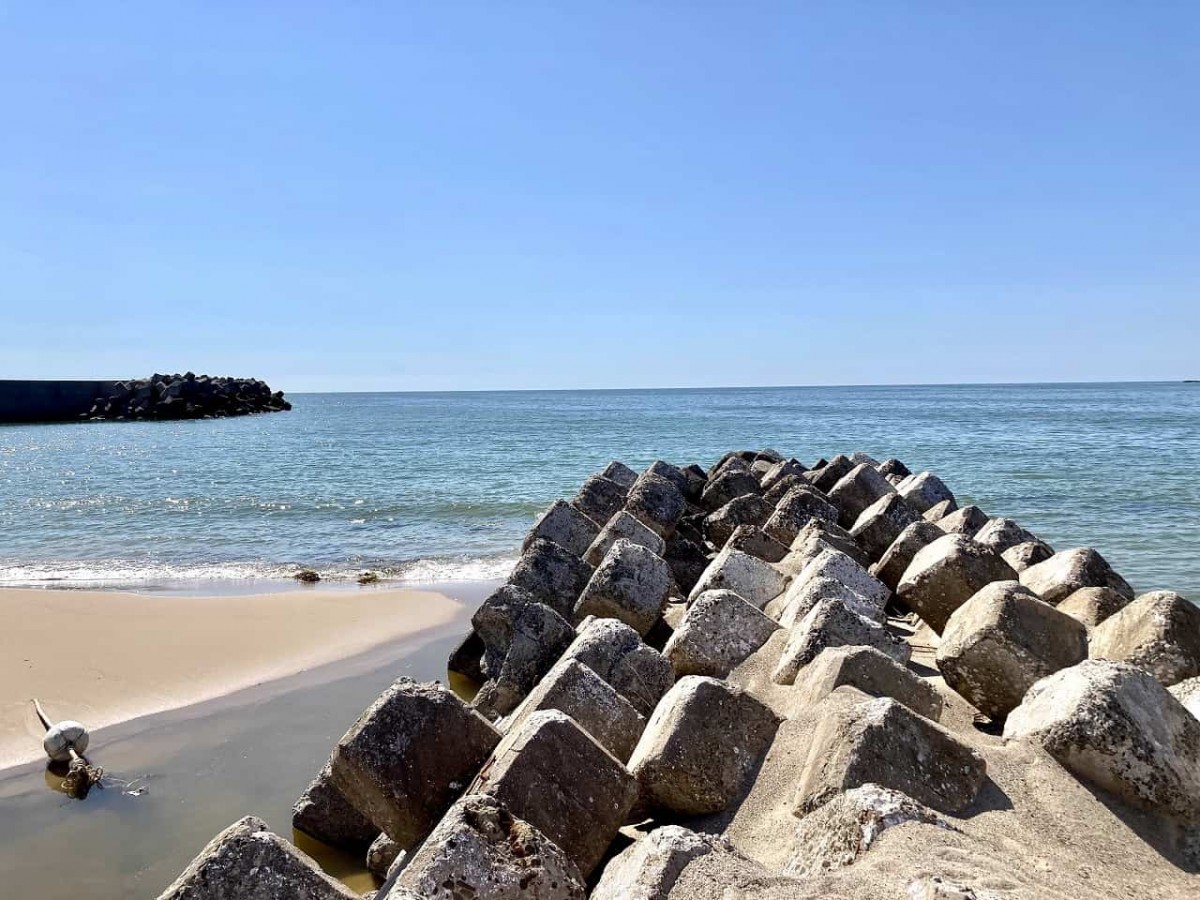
[0,583,467,770]
[0,579,496,900]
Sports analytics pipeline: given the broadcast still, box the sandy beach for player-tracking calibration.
[0,585,465,770]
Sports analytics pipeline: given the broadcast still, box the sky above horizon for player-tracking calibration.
[2,3,1197,391]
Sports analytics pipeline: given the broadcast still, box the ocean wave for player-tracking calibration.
[0,553,518,590]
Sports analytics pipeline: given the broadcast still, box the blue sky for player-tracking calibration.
[1,3,1197,391]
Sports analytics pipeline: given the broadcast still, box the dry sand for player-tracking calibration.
[0,585,464,770]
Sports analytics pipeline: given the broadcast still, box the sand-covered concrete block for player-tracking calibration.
[629,676,779,815]
[585,510,666,567]
[1056,585,1131,628]
[627,471,687,537]
[559,616,674,716]
[794,693,986,816]
[1019,547,1134,605]
[504,657,645,762]
[523,499,601,558]
[870,519,945,591]
[935,504,988,537]
[292,762,379,851]
[470,709,638,877]
[849,492,922,563]
[571,474,628,525]
[592,826,726,900]
[784,784,952,877]
[663,589,780,678]
[575,538,673,636]
[507,538,594,618]
[762,486,839,546]
[391,793,586,899]
[1004,660,1200,822]
[1088,590,1200,686]
[895,533,1017,633]
[688,546,788,609]
[936,581,1088,719]
[330,679,500,849]
[157,816,358,900]
[794,645,944,721]
[772,598,911,685]
[826,462,896,528]
[896,470,956,514]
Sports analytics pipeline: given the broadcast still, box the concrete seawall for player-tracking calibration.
[0,380,120,423]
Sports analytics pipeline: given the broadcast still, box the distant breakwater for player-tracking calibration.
[0,375,290,424]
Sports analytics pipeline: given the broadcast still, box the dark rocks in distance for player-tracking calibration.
[83,372,291,421]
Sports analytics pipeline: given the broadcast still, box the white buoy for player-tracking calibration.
[43,720,90,762]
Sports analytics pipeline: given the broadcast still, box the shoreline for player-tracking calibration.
[0,582,477,771]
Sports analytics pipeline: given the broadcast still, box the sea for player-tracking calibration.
[1,383,1198,598]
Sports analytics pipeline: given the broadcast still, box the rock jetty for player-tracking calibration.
[157,450,1200,899]
[84,373,290,420]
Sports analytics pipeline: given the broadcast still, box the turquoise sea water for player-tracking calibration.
[1,383,1197,597]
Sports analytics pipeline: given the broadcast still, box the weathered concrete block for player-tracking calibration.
[1019,547,1134,604]
[784,784,951,878]
[392,793,585,899]
[1004,660,1200,822]
[774,575,883,629]
[157,816,358,900]
[849,451,881,468]
[662,533,710,595]
[794,693,987,816]
[1001,539,1055,573]
[1169,676,1200,720]
[935,504,988,537]
[704,493,774,547]
[292,762,379,851]
[772,598,911,685]
[760,458,808,492]
[849,492,922,563]
[572,474,628,525]
[644,459,690,494]
[523,499,601,558]
[592,826,726,900]
[508,538,594,618]
[724,524,788,563]
[972,516,1044,556]
[700,467,761,512]
[869,519,945,592]
[896,470,956,514]
[627,472,687,538]
[763,471,810,506]
[560,617,675,716]
[791,547,890,610]
[330,679,500,849]
[366,833,400,880]
[762,485,839,546]
[575,538,673,636]
[628,676,780,815]
[922,498,958,522]
[470,710,638,877]
[663,589,780,678]
[1056,586,1131,628]
[446,628,486,685]
[936,581,1088,719]
[794,645,944,721]
[808,454,855,493]
[504,658,645,762]
[895,533,1017,633]
[687,546,788,609]
[877,458,912,480]
[602,459,640,490]
[585,509,666,567]
[1088,590,1200,686]
[826,462,896,528]
[779,517,871,573]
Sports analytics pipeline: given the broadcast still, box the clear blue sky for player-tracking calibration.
[1,3,1197,391]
